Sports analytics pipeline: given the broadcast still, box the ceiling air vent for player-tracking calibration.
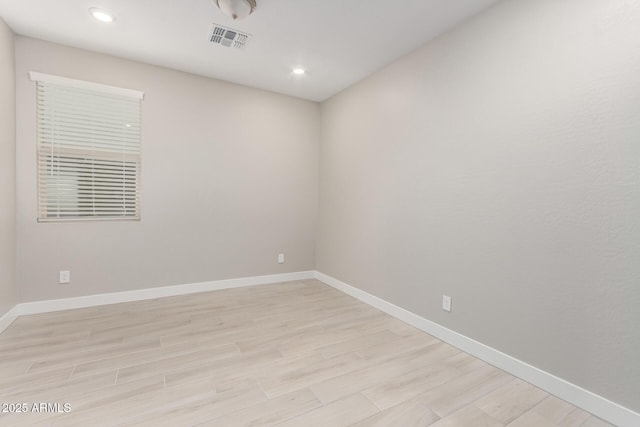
[209,24,252,49]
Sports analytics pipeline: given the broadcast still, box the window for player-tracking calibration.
[31,72,143,221]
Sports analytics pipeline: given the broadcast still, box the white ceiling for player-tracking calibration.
[0,0,501,101]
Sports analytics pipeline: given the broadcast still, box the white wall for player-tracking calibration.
[15,37,319,303]
[0,18,16,318]
[318,0,640,412]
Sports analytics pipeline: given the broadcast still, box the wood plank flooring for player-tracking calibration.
[0,280,613,426]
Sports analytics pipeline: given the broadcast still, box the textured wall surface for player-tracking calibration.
[317,0,640,411]
[0,17,16,318]
[16,37,319,302]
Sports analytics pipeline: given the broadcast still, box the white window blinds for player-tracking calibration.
[31,72,143,221]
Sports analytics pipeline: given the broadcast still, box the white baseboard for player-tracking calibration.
[315,271,639,427]
[0,306,19,335]
[17,271,315,316]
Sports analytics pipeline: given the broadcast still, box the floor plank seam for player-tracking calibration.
[359,391,383,412]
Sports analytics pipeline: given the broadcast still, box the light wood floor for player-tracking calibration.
[0,280,613,427]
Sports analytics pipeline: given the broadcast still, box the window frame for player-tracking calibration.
[30,72,144,222]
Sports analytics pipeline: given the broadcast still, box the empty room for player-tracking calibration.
[0,0,638,426]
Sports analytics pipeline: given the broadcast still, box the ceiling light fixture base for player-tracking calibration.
[214,0,257,21]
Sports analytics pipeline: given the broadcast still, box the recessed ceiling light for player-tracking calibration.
[89,8,115,23]
[292,68,306,76]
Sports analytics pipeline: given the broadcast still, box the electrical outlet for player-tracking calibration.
[442,295,452,312]
[59,270,71,284]
[278,253,285,264]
